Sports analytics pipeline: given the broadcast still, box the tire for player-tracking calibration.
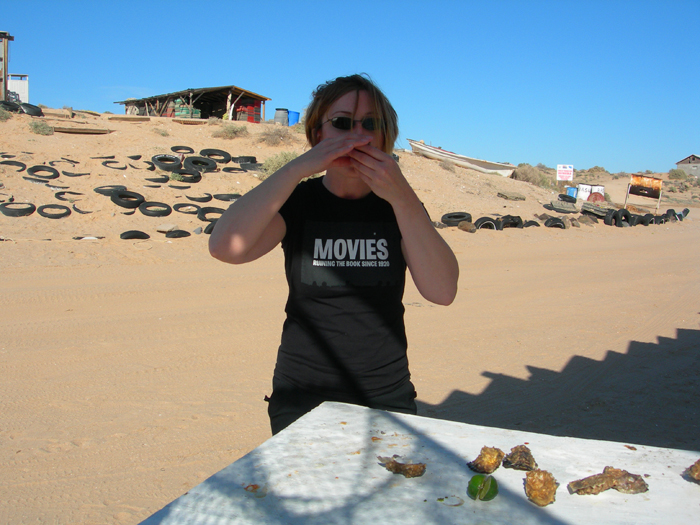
[102,160,127,170]
[474,216,502,230]
[441,212,472,226]
[172,168,201,184]
[0,100,21,112]
[640,213,654,226]
[139,202,172,217]
[604,209,617,226]
[200,148,232,164]
[523,220,540,227]
[165,230,191,238]
[183,156,217,173]
[558,194,576,203]
[204,220,217,234]
[168,184,191,190]
[151,154,182,172]
[665,209,678,222]
[653,215,665,225]
[23,176,48,185]
[111,190,145,209]
[27,165,60,180]
[628,214,642,227]
[55,191,84,202]
[171,145,194,154]
[19,103,44,117]
[94,185,127,196]
[37,204,71,219]
[236,156,257,164]
[682,208,690,218]
[0,160,26,172]
[0,202,36,217]
[145,175,169,183]
[174,203,201,214]
[62,171,90,177]
[120,230,150,240]
[544,217,566,229]
[222,166,244,173]
[127,155,143,160]
[615,209,631,227]
[197,206,225,222]
[214,193,240,202]
[500,215,523,229]
[186,193,212,203]
[72,204,92,215]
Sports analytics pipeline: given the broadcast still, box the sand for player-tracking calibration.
[1,112,699,524]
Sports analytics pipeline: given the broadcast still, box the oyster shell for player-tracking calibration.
[467,446,505,474]
[502,444,538,471]
[377,455,426,478]
[525,469,558,507]
[567,466,648,495]
[689,459,700,481]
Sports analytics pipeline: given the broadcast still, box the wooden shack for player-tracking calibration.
[115,85,271,122]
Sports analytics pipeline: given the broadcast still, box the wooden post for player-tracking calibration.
[0,32,15,102]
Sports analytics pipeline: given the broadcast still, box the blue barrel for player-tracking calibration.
[566,186,578,199]
[288,111,300,126]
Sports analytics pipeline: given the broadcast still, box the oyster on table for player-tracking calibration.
[688,459,700,481]
[377,455,426,478]
[502,444,538,471]
[467,446,505,474]
[525,469,558,507]
[567,466,649,495]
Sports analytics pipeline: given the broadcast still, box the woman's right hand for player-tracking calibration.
[287,132,373,179]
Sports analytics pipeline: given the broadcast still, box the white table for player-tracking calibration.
[141,402,700,524]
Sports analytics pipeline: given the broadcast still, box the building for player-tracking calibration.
[7,73,28,103]
[114,85,271,122]
[676,155,699,178]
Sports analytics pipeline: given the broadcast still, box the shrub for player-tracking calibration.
[668,168,687,180]
[170,172,185,182]
[29,120,53,135]
[257,126,295,146]
[152,127,169,137]
[208,116,222,125]
[0,108,12,122]
[260,151,299,180]
[439,160,455,172]
[212,123,248,139]
[511,163,554,189]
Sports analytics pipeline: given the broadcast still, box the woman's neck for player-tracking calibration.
[323,170,372,200]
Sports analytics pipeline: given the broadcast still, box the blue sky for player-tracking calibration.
[3,0,698,173]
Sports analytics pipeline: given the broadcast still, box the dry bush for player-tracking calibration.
[260,151,299,180]
[668,168,687,180]
[0,108,12,122]
[208,117,222,126]
[152,127,169,137]
[257,126,296,146]
[212,123,248,139]
[511,163,554,189]
[29,120,53,135]
[439,160,455,172]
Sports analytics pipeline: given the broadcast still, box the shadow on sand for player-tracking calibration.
[418,327,700,452]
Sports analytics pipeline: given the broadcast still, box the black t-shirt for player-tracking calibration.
[277,177,410,400]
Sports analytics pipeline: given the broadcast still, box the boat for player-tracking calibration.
[406,139,516,177]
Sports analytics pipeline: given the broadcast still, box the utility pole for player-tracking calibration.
[0,31,15,102]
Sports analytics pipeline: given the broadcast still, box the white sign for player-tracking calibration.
[557,164,574,181]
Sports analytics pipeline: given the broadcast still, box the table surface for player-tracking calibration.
[141,401,700,524]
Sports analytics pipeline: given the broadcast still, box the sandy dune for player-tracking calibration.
[1,112,698,524]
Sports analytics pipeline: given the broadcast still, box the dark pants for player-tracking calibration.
[266,377,418,435]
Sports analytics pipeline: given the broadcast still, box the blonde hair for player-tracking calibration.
[305,74,398,155]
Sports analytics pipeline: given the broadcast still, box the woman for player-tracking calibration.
[209,74,459,434]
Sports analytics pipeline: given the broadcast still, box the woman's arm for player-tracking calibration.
[209,133,374,264]
[348,146,459,305]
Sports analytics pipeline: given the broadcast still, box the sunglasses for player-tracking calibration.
[324,116,382,132]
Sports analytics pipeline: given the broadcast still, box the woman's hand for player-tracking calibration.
[291,133,374,179]
[347,144,415,207]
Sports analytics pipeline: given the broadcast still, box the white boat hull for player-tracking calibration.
[407,139,515,177]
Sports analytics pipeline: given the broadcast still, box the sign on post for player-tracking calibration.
[557,165,574,181]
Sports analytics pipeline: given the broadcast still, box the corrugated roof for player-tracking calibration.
[114,85,270,105]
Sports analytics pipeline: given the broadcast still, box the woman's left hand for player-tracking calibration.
[347,145,414,207]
